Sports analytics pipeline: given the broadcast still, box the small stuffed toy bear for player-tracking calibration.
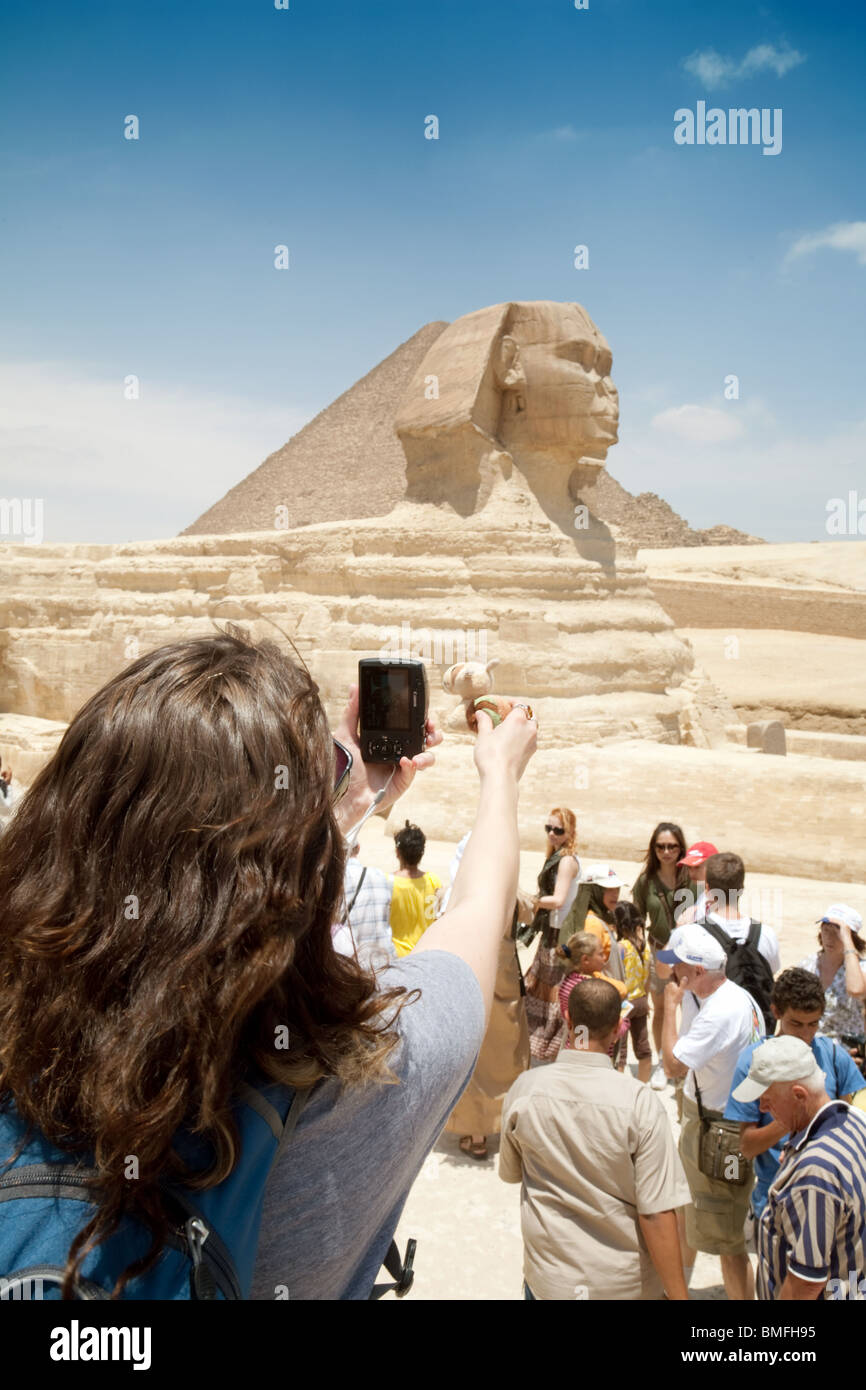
[441,659,515,732]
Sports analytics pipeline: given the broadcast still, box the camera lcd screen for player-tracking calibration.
[366,667,411,732]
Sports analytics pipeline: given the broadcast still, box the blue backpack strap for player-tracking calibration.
[234,1084,416,1299]
[274,1087,310,1155]
[235,1083,286,1143]
[168,1081,312,1300]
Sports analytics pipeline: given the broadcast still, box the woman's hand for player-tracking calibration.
[332,683,442,830]
[473,705,537,785]
[516,888,536,921]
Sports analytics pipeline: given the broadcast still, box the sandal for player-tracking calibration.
[459,1135,488,1160]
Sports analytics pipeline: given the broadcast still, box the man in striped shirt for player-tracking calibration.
[733,1035,866,1300]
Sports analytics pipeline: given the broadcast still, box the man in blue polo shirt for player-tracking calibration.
[725,968,865,1219]
[732,1034,866,1300]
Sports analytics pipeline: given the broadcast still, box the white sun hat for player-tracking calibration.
[581,864,625,890]
[732,1036,824,1103]
[817,903,863,935]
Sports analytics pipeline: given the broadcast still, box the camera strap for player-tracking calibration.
[343,867,367,923]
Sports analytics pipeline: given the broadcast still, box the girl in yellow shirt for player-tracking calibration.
[389,821,442,957]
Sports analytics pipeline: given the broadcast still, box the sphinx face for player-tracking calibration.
[497,302,619,462]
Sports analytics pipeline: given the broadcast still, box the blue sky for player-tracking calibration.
[1,0,864,542]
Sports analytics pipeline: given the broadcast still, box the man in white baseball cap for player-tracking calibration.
[656,923,728,973]
[659,924,765,1299]
[735,1036,866,1301]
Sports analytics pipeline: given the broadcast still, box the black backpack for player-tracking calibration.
[700,919,775,1035]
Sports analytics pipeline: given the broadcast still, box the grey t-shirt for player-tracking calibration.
[250,949,485,1300]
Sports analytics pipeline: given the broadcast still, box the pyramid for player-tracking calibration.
[183,321,448,536]
[183,317,759,545]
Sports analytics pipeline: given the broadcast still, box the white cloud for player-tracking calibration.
[613,414,866,542]
[683,42,805,90]
[535,124,583,143]
[0,362,310,544]
[740,43,805,79]
[684,50,733,89]
[783,221,866,268]
[651,404,744,444]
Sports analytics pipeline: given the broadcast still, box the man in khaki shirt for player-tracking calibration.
[499,977,690,1300]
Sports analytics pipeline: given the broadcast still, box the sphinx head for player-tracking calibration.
[395,301,619,514]
[494,302,618,463]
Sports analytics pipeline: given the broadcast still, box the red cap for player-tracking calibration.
[678,841,718,867]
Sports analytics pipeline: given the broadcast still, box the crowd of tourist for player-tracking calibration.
[340,800,866,1302]
[0,638,864,1305]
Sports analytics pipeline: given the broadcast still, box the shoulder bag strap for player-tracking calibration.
[546,849,564,879]
[656,877,676,934]
[687,991,707,1126]
[828,1039,842,1096]
[692,1071,706,1126]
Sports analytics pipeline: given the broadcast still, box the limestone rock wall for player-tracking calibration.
[387,740,866,882]
[0,516,728,745]
[648,577,866,640]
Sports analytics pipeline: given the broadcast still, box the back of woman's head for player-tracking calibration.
[614,901,644,942]
[0,629,411,1294]
[394,820,425,868]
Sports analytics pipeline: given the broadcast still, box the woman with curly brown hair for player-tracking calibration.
[0,630,536,1300]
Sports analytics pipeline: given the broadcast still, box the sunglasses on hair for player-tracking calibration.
[333,739,353,803]
[545,824,566,835]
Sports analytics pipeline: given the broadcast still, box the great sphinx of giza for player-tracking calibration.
[0,299,731,757]
[396,300,618,541]
[370,299,721,745]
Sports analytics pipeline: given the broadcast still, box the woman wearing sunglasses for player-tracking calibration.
[522,809,580,1066]
[631,821,690,1090]
[0,630,537,1300]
